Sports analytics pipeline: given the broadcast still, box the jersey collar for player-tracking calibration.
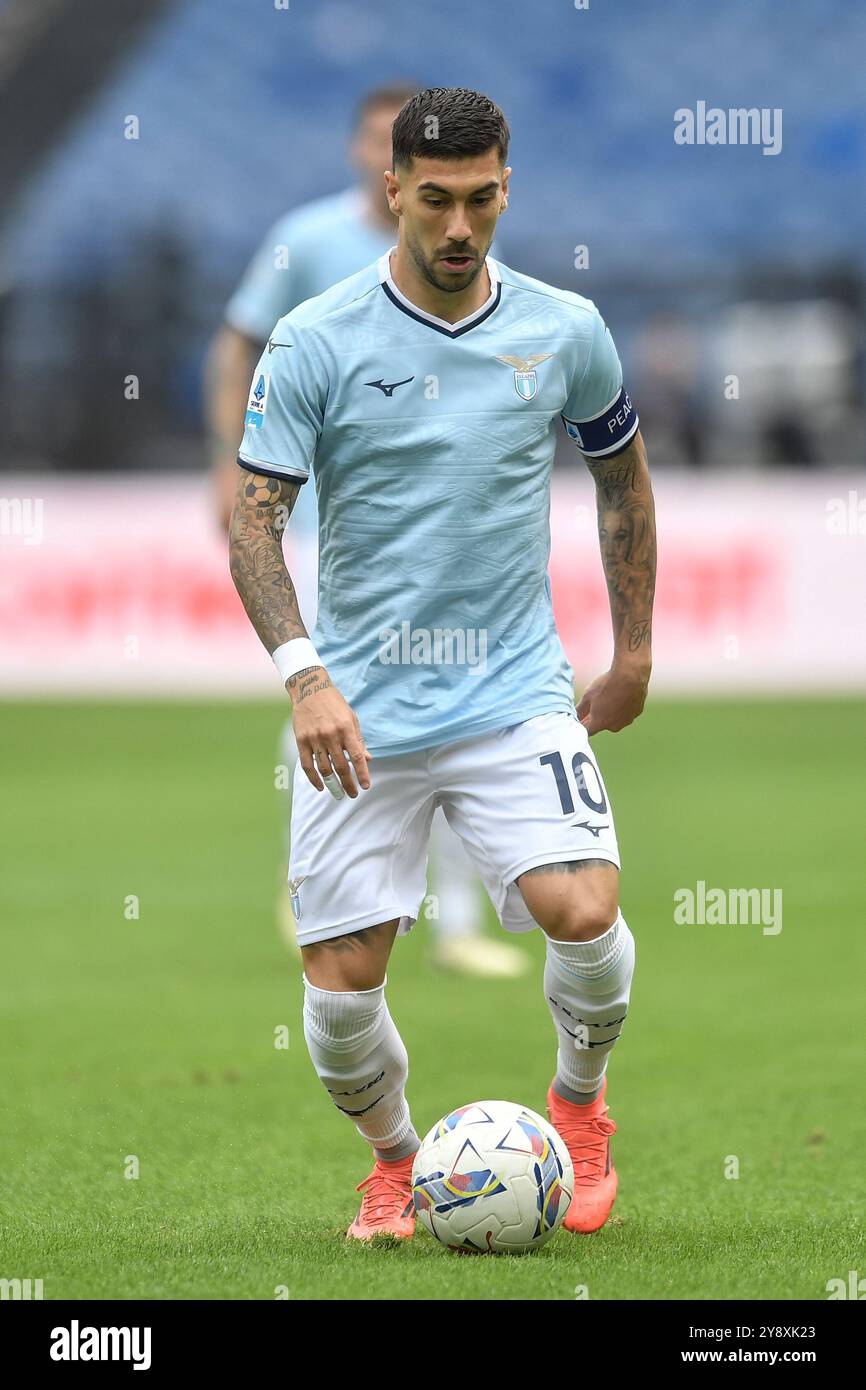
[378,247,502,338]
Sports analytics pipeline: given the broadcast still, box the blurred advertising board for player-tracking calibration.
[1,473,863,694]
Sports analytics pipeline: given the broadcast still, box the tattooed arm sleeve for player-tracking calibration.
[586,429,657,661]
[228,468,311,654]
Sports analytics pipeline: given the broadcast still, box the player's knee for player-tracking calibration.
[303,955,384,993]
[518,862,619,941]
[535,885,620,943]
[301,918,399,992]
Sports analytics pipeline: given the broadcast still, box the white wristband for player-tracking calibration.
[272,638,323,686]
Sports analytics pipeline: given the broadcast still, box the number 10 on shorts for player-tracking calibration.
[540,750,608,817]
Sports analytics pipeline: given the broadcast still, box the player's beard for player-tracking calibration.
[405,226,490,294]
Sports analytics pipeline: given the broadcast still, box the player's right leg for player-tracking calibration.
[303,922,419,1240]
[289,751,434,1241]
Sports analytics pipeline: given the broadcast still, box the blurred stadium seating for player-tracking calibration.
[0,0,864,472]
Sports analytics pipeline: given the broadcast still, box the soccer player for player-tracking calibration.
[206,84,526,979]
[228,88,656,1239]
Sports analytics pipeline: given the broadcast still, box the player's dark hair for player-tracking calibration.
[355,83,420,127]
[391,88,510,169]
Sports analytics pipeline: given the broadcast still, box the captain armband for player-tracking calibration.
[562,386,639,459]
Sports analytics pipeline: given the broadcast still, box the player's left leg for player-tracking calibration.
[434,709,635,1234]
[517,858,630,1103]
[517,859,634,1232]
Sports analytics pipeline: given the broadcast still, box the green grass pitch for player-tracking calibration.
[1,697,863,1301]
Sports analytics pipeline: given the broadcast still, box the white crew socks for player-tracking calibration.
[302,977,420,1161]
[544,911,635,1103]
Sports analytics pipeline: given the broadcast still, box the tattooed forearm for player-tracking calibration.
[228,469,311,654]
[586,430,656,660]
[286,667,332,703]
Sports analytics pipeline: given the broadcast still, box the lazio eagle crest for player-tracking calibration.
[287,875,306,920]
[494,352,555,401]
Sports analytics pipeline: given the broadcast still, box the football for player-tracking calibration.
[411,1100,574,1253]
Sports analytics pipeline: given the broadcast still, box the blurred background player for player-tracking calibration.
[204,83,528,978]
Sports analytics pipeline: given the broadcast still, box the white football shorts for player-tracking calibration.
[287,709,620,947]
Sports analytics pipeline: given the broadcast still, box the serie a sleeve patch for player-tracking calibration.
[562,386,639,458]
[244,371,271,430]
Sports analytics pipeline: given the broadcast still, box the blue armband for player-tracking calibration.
[563,386,639,458]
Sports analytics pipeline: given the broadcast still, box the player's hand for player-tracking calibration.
[576,657,650,735]
[287,667,372,797]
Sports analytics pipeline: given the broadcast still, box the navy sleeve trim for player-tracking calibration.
[236,454,309,484]
[562,386,639,458]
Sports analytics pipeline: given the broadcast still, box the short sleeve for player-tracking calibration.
[562,308,639,458]
[225,217,300,343]
[236,328,325,484]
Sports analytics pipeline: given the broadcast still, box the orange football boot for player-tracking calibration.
[547,1076,618,1233]
[346,1153,417,1242]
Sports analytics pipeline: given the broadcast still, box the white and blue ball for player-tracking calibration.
[412,1100,573,1253]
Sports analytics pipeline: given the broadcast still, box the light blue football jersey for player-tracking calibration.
[238,251,639,757]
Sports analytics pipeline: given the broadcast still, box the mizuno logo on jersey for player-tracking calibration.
[494,352,555,401]
[364,376,415,397]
